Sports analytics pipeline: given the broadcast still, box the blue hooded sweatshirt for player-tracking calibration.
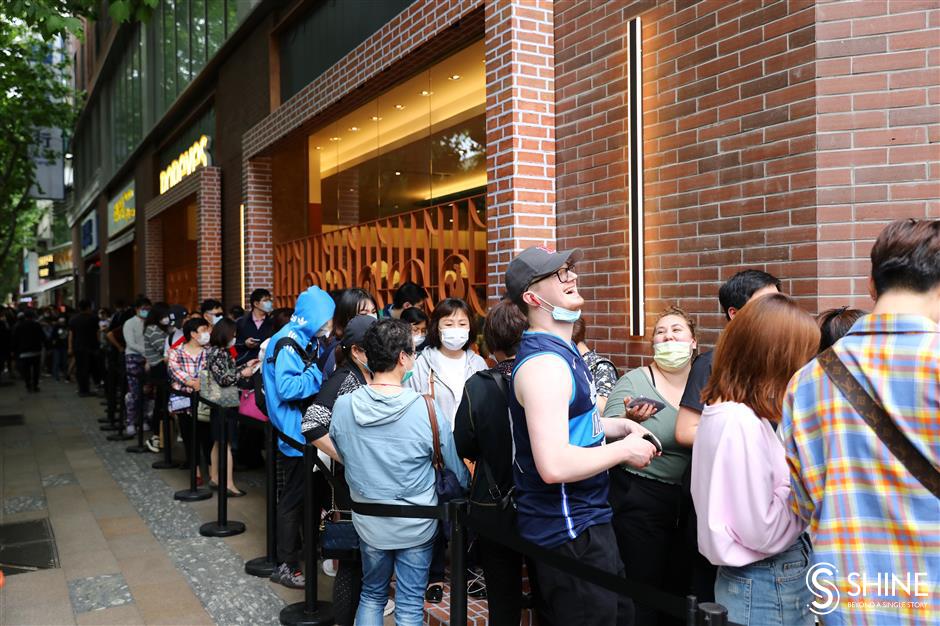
[262,286,335,457]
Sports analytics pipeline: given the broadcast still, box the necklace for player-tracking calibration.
[370,382,402,388]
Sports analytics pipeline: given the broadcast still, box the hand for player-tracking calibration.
[623,396,658,422]
[240,363,257,377]
[615,432,658,469]
[188,378,201,391]
[245,338,259,347]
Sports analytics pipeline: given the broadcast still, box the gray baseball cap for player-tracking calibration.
[505,246,583,303]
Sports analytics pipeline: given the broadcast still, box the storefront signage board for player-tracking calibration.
[107,181,136,237]
[159,135,211,194]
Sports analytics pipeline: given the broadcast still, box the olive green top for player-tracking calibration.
[603,366,691,485]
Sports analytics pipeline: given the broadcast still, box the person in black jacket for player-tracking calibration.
[453,300,550,626]
[12,310,45,392]
[235,288,274,362]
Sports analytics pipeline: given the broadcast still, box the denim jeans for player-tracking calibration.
[356,537,434,626]
[715,534,814,626]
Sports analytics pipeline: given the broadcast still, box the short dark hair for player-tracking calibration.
[78,299,91,311]
[134,296,152,309]
[145,302,170,328]
[425,298,474,351]
[718,270,782,320]
[334,288,376,335]
[400,306,429,326]
[229,305,245,319]
[363,319,413,373]
[817,307,866,353]
[483,300,527,356]
[210,317,236,348]
[249,289,271,305]
[182,317,209,342]
[870,219,940,297]
[393,281,428,309]
[200,299,223,314]
[271,308,293,333]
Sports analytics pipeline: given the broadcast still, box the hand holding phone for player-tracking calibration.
[623,396,666,422]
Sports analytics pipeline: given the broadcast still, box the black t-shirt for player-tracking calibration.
[69,312,100,352]
[678,350,714,413]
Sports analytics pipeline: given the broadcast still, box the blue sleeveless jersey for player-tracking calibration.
[508,331,612,548]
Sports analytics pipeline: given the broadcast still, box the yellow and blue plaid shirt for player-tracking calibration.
[782,314,939,626]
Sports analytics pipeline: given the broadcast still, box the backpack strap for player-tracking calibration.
[817,347,940,498]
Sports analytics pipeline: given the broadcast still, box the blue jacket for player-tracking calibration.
[330,385,470,549]
[262,286,335,457]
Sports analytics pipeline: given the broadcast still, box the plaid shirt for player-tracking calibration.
[781,314,939,626]
[167,345,205,395]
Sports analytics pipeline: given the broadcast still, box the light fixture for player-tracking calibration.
[64,152,74,159]
[315,146,322,150]
[330,136,341,141]
[394,104,405,110]
[371,116,382,121]
[447,74,461,81]
[394,171,401,176]
[348,126,359,132]
[419,90,432,96]
[628,16,645,337]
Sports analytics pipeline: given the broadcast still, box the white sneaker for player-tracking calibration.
[383,599,395,616]
[144,435,160,453]
[321,559,337,577]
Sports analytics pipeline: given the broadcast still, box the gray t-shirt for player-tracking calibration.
[123,315,146,357]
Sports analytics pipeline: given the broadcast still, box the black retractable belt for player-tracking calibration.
[245,420,278,578]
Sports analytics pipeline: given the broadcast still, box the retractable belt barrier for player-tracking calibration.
[173,391,212,503]
[245,418,278,578]
[196,395,245,538]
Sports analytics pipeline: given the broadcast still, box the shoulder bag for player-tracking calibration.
[425,394,464,503]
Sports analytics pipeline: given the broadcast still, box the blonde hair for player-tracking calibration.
[651,306,697,341]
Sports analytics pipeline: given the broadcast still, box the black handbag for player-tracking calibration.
[319,464,360,560]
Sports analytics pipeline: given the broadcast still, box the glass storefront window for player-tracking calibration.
[307,40,486,231]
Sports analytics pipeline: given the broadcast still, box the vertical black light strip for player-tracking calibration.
[628,17,645,337]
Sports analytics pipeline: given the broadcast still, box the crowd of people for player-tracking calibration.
[2,217,936,626]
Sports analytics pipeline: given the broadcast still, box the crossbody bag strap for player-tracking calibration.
[423,394,444,470]
[817,347,940,498]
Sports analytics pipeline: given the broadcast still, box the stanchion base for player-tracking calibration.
[151,460,179,470]
[97,417,110,423]
[100,424,121,432]
[106,432,134,441]
[174,488,212,502]
[125,444,149,454]
[279,601,334,626]
[245,556,277,578]
[199,520,246,538]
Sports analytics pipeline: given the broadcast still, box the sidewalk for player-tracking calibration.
[0,377,313,625]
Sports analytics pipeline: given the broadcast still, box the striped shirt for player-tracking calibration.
[781,314,939,626]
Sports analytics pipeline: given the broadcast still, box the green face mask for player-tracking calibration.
[401,352,415,385]
[653,340,693,372]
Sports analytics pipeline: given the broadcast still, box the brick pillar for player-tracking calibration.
[144,218,164,302]
[484,0,556,303]
[815,0,940,311]
[197,166,223,301]
[243,157,274,300]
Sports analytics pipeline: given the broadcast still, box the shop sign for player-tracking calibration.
[107,181,135,236]
[81,211,98,257]
[53,248,72,274]
[38,254,54,278]
[159,135,211,194]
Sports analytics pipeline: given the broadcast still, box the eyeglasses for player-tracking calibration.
[536,264,576,284]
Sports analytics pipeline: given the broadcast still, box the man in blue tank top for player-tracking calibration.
[505,246,659,626]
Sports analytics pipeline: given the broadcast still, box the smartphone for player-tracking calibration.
[643,432,663,454]
[626,396,667,413]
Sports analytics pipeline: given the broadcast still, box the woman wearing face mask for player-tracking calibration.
[168,317,213,484]
[400,307,429,352]
[601,306,698,626]
[143,302,172,453]
[406,297,485,603]
[204,318,258,496]
[321,288,378,378]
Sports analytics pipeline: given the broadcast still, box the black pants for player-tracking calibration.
[610,470,694,626]
[535,522,634,626]
[18,356,40,391]
[333,557,362,625]
[276,454,305,566]
[178,410,212,476]
[74,350,92,393]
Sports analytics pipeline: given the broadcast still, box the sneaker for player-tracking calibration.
[144,435,161,453]
[124,425,136,437]
[468,568,487,599]
[321,560,337,577]
[270,563,305,589]
[383,599,395,616]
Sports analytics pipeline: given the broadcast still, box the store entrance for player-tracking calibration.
[160,200,198,311]
[108,244,135,306]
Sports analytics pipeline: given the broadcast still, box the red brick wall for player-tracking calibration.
[484,0,558,302]
[815,0,940,310]
[144,218,164,302]
[196,167,223,301]
[243,157,273,296]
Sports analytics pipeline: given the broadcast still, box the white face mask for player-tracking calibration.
[160,316,170,326]
[196,332,211,346]
[315,323,332,338]
[413,334,426,349]
[440,327,469,351]
[210,314,222,325]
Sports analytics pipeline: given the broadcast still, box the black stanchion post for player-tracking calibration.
[174,392,212,502]
[279,441,333,626]
[686,595,699,626]
[200,404,245,537]
[697,602,729,625]
[448,500,468,626]
[152,379,178,469]
[245,420,278,577]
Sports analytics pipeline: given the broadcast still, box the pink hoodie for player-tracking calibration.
[690,401,805,567]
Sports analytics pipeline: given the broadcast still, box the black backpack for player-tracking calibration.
[252,337,318,417]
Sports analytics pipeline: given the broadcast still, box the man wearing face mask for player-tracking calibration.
[236,288,274,362]
[261,285,335,589]
[199,299,225,330]
[122,296,152,436]
[506,246,658,626]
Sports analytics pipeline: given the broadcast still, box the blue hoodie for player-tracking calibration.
[330,386,470,550]
[262,286,335,457]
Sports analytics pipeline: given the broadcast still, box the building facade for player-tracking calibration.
[69,0,940,367]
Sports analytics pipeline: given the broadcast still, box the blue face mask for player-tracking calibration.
[529,293,581,323]
[139,309,150,319]
[260,301,273,313]
[401,352,415,385]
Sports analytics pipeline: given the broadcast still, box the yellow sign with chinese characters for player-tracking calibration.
[159,135,211,194]
[107,181,135,236]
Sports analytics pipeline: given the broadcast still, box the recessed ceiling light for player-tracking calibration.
[448,74,461,81]
[371,116,382,121]
[394,104,405,110]
[348,126,359,132]
[419,90,432,96]
[394,171,401,176]
[315,146,322,150]
[330,136,341,141]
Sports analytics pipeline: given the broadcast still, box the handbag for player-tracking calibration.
[239,389,268,422]
[818,347,940,498]
[168,393,190,413]
[197,352,241,422]
[318,461,359,559]
[424,394,464,504]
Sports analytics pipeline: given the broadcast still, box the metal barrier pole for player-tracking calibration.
[200,405,245,537]
[100,353,120,430]
[448,500,469,626]
[174,393,212,502]
[152,378,178,469]
[279,441,333,626]
[697,602,729,625]
[245,420,278,577]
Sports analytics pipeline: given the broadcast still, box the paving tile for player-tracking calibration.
[116,551,184,587]
[60,548,121,581]
[68,573,134,614]
[42,472,79,487]
[105,531,164,559]
[3,494,47,515]
[96,515,148,539]
[75,604,145,626]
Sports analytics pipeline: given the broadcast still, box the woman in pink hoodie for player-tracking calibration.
[691,293,819,626]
